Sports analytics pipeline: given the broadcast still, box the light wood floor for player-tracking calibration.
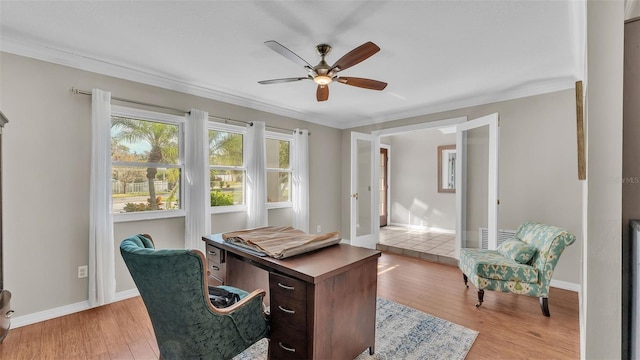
[0,252,580,359]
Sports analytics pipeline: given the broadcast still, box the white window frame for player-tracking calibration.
[208,122,248,214]
[266,131,293,210]
[111,105,186,223]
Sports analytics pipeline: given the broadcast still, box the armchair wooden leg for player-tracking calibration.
[540,297,550,317]
[475,289,484,308]
[463,273,469,288]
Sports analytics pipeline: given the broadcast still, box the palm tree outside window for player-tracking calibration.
[110,108,184,215]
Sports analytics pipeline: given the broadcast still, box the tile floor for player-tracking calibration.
[376,225,458,266]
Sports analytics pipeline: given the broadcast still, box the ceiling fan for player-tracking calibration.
[258,40,387,102]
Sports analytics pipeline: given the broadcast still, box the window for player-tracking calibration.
[209,123,246,212]
[266,133,292,207]
[110,106,184,220]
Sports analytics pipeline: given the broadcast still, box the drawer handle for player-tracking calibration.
[277,282,295,291]
[207,250,217,256]
[278,342,296,353]
[211,265,220,271]
[278,305,295,314]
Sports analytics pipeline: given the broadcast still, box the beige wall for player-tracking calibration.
[342,89,583,285]
[0,52,342,317]
[383,130,456,231]
[584,1,625,358]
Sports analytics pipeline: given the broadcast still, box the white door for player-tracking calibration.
[455,113,500,259]
[350,132,377,248]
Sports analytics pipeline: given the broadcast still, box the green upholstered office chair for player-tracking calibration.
[120,234,269,360]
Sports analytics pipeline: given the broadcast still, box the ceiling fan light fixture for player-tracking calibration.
[313,75,332,85]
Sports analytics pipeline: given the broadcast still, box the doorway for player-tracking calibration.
[379,146,389,227]
[350,114,500,261]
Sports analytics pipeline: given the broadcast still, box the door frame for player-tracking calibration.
[356,116,467,245]
[454,113,500,259]
[379,144,391,227]
[350,132,377,247]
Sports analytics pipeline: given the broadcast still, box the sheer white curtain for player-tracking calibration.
[246,121,267,228]
[292,129,309,233]
[184,109,210,252]
[89,89,116,307]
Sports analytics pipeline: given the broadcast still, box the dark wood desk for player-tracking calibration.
[202,234,381,360]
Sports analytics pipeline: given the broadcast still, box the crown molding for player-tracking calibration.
[1,35,579,131]
[343,76,577,129]
[0,35,347,129]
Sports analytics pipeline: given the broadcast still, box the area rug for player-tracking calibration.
[234,297,478,360]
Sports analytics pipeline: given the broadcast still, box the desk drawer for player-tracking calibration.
[269,272,307,357]
[206,244,224,265]
[270,272,306,301]
[269,336,307,359]
[206,244,225,285]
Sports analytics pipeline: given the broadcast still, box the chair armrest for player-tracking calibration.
[207,288,267,315]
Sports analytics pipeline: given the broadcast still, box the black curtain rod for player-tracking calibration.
[70,87,309,135]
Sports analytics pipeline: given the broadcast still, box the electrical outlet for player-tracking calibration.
[78,265,88,278]
[317,225,321,233]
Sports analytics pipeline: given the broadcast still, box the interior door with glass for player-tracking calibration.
[350,132,377,248]
[455,113,499,259]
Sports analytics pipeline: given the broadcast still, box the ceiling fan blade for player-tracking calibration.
[316,85,329,102]
[336,77,387,90]
[330,41,380,72]
[264,40,313,69]
[258,77,309,85]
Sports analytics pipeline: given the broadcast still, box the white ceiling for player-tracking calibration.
[0,1,584,129]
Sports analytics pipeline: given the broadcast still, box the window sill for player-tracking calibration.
[210,204,247,214]
[113,209,185,223]
[267,202,292,210]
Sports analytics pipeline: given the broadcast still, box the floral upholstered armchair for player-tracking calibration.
[458,221,576,316]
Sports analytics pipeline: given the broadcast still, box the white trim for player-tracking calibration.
[11,301,90,329]
[0,35,345,127]
[114,209,186,222]
[350,131,377,247]
[112,105,185,124]
[210,204,247,214]
[11,289,141,329]
[1,35,576,130]
[208,121,247,134]
[114,288,141,301]
[550,279,581,293]
[387,222,456,234]
[455,113,500,258]
[266,201,292,209]
[372,116,467,137]
[380,143,391,227]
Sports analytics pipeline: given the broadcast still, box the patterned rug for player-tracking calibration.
[234,297,478,360]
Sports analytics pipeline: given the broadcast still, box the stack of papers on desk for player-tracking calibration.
[222,226,341,259]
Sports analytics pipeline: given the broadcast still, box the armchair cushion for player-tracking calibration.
[459,221,576,302]
[460,248,539,284]
[497,238,537,264]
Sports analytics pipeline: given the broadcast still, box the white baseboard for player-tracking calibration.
[387,222,456,234]
[115,288,140,301]
[10,278,578,329]
[550,279,581,293]
[11,300,90,328]
[11,288,141,329]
